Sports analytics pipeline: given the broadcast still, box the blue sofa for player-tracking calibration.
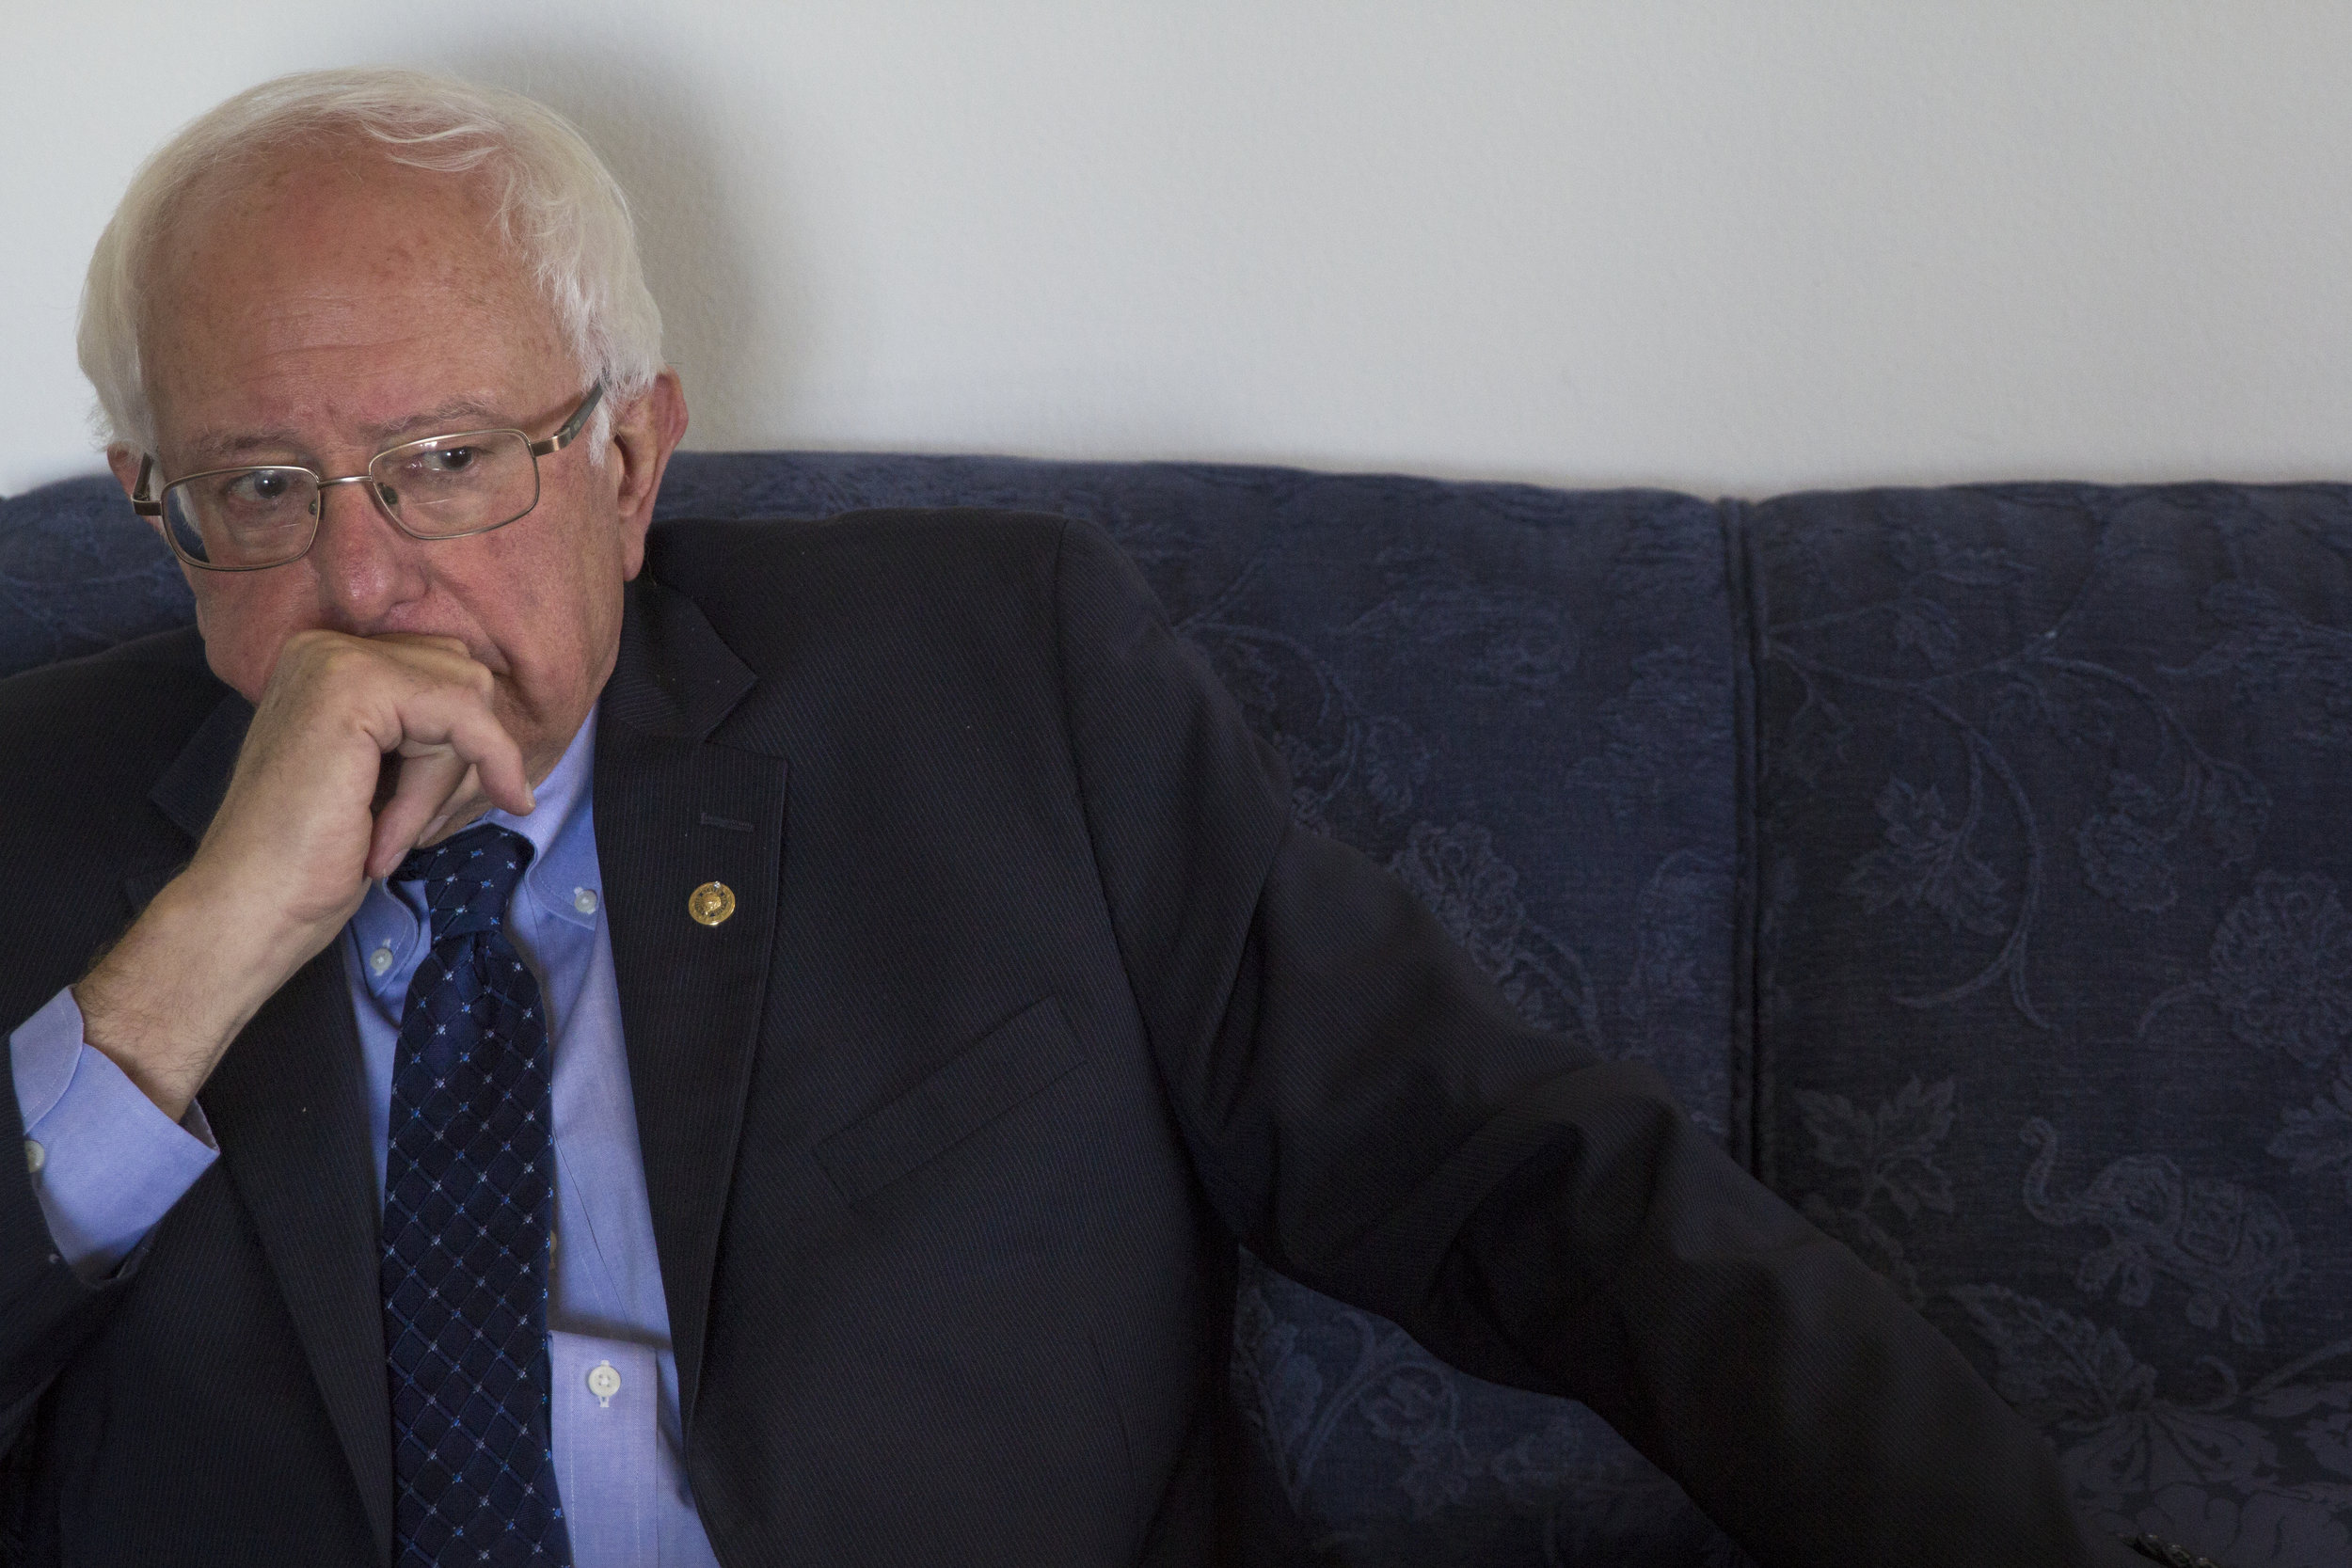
[6,455,2349,1567]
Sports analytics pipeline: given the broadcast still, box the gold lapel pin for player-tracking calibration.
[689,881,737,927]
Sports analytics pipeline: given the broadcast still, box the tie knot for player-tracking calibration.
[392,822,535,943]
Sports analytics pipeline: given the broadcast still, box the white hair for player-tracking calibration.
[78,66,663,454]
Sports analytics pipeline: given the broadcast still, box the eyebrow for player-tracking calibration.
[176,399,516,467]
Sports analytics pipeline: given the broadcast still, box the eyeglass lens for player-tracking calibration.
[160,429,543,569]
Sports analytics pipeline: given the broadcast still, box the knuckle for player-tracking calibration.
[415,633,473,665]
[288,635,367,693]
[277,628,336,673]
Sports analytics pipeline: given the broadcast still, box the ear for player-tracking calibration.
[605,369,689,581]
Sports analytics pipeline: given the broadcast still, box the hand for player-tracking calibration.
[72,631,536,1119]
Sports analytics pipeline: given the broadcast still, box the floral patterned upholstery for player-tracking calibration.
[0,475,189,676]
[3,460,2344,1566]
[1748,484,2352,1568]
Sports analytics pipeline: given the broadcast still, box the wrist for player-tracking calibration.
[75,865,345,1120]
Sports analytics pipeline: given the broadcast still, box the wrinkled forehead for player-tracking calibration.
[162,136,522,294]
[139,141,569,441]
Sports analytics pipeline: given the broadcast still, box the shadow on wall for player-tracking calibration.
[427,43,807,452]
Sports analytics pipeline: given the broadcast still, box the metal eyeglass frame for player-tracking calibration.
[130,381,605,572]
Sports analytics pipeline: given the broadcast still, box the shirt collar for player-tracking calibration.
[481,707,599,930]
[351,711,600,996]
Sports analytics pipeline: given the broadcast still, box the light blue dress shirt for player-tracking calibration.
[8,713,723,1567]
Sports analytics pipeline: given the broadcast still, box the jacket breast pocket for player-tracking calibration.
[815,998,1089,1203]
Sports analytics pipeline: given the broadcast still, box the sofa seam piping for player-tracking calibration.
[1720,495,1767,1182]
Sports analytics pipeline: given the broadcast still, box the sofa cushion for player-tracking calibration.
[1749,483,2352,1562]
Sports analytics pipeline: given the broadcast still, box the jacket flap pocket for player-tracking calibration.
[816,998,1087,1202]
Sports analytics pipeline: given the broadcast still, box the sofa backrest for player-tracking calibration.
[8,457,2349,1563]
[1745,483,2352,1564]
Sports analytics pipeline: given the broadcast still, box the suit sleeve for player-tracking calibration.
[1047,516,2141,1568]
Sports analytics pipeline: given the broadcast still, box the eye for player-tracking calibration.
[222,468,301,505]
[428,445,479,473]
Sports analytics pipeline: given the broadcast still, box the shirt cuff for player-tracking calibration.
[11,988,219,1281]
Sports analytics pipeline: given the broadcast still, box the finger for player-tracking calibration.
[410,698,533,817]
[356,684,537,819]
[427,762,485,830]
[417,763,487,848]
[368,749,472,878]
[370,757,489,879]
[379,633,475,657]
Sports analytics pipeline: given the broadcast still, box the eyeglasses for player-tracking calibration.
[131,383,604,572]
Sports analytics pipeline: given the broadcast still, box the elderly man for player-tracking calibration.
[0,68,2167,1568]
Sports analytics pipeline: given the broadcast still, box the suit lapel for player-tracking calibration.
[596,578,786,1433]
[202,948,394,1564]
[147,689,394,1565]
[129,690,252,908]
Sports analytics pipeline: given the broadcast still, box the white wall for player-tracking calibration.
[10,2,2352,499]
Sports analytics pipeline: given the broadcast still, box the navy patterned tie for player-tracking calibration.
[382,823,572,1567]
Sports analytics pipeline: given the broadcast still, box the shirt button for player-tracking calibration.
[23,1139,44,1175]
[573,888,599,915]
[369,945,394,974]
[586,1360,622,1406]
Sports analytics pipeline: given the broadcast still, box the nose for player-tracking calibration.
[304,472,430,629]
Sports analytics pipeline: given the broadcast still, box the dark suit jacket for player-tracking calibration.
[0,513,2137,1566]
